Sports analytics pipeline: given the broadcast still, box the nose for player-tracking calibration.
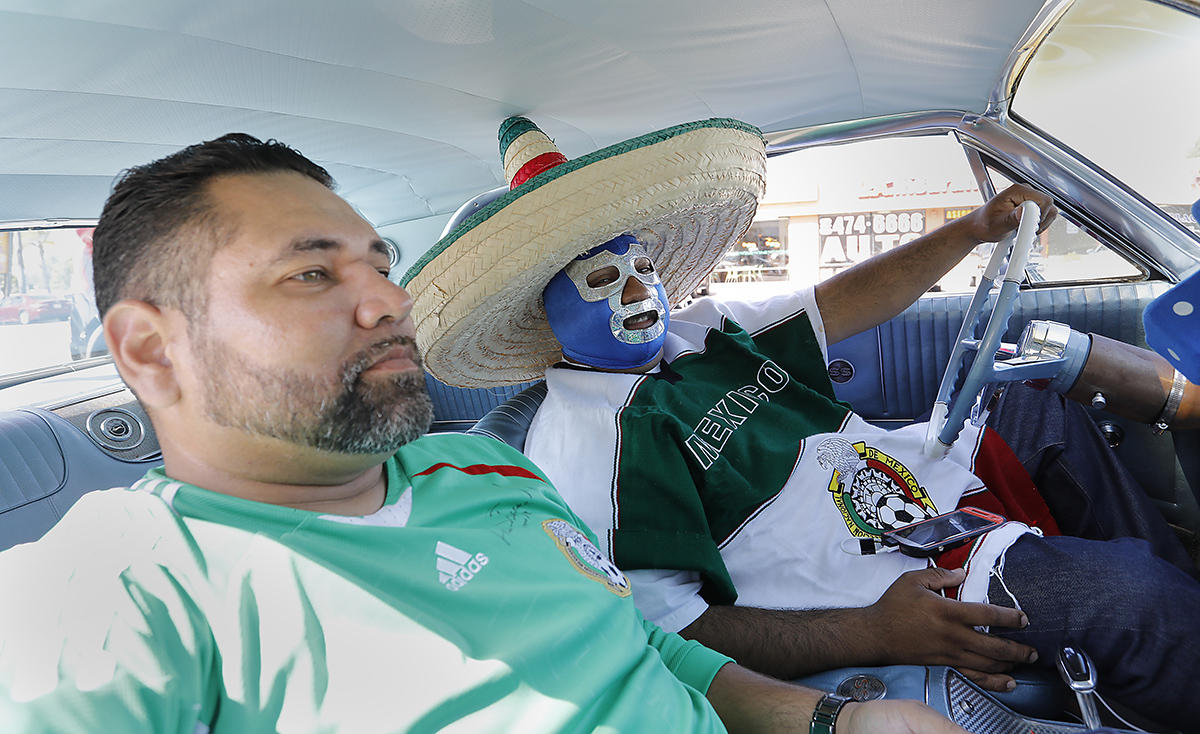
[621,275,651,305]
[356,268,415,330]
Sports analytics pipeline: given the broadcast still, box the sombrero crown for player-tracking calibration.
[402,116,767,388]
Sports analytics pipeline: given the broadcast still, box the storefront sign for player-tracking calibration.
[818,210,926,273]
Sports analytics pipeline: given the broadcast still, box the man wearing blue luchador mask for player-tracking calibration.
[405,116,1200,731]
[543,234,668,372]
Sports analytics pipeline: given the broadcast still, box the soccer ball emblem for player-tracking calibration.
[875,493,929,530]
[848,467,892,525]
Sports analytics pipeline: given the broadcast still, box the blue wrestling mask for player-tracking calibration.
[543,234,669,370]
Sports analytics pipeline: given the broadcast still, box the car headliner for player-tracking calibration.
[0,0,1048,268]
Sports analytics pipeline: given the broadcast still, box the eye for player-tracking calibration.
[291,269,329,283]
[587,266,619,288]
[377,268,392,278]
[634,258,654,274]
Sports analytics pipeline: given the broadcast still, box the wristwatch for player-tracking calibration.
[810,693,851,734]
[1151,368,1187,436]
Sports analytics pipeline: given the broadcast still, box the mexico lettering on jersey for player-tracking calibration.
[528,288,1057,613]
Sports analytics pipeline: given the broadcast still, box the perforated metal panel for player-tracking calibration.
[946,670,1087,734]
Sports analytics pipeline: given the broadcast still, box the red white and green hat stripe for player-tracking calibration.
[500,117,569,189]
[402,116,767,387]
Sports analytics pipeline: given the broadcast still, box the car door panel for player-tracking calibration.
[829,280,1170,419]
[828,279,1199,538]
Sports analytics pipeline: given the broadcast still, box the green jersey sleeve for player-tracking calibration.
[640,614,733,694]
[0,492,217,734]
[613,408,738,604]
[739,307,840,403]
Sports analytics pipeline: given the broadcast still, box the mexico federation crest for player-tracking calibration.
[816,438,937,538]
[543,519,632,596]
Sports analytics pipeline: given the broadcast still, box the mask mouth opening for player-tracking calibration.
[622,310,660,331]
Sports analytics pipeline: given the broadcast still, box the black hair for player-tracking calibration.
[92,133,335,317]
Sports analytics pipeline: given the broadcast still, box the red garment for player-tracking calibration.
[936,427,1060,598]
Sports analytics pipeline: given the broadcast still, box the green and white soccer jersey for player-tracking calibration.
[0,433,731,734]
[526,287,1029,631]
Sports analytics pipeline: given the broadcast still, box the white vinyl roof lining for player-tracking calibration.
[0,0,1048,265]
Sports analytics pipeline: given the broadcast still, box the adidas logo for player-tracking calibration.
[436,541,490,591]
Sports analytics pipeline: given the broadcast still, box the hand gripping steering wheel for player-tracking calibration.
[924,201,1071,457]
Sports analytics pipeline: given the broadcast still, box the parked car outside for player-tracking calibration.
[0,292,71,325]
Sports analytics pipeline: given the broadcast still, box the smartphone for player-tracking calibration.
[880,507,1006,558]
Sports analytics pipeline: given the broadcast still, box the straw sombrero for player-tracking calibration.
[401,116,767,388]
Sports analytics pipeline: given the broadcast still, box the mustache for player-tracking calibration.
[341,335,423,386]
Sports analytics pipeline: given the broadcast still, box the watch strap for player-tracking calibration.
[810,693,851,734]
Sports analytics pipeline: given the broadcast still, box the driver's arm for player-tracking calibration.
[705,662,967,734]
[664,567,1036,692]
[1065,333,1198,430]
[815,184,1057,345]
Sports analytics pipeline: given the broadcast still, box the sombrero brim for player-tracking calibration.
[401,118,766,388]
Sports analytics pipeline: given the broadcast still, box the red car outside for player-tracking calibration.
[0,293,73,325]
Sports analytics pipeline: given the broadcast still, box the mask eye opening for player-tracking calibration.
[587,266,620,288]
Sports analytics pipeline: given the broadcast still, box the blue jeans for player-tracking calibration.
[987,383,1197,576]
[989,534,1200,732]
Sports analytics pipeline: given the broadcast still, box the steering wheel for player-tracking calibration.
[924,201,1072,457]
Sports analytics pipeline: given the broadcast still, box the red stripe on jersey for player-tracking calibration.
[935,427,1060,599]
[414,462,544,482]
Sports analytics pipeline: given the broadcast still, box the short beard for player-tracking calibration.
[194,330,434,455]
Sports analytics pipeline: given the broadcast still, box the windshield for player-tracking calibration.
[707,134,985,301]
[0,224,105,380]
[1012,0,1200,241]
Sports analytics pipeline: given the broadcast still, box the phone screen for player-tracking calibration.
[890,509,996,546]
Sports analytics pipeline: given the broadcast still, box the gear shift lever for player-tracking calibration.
[1057,646,1102,729]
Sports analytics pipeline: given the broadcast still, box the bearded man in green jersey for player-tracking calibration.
[0,133,964,734]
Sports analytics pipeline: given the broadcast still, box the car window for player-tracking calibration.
[706,134,988,300]
[987,169,1143,285]
[1012,0,1200,240]
[0,225,104,380]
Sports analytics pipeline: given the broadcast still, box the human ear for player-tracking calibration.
[103,300,181,409]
